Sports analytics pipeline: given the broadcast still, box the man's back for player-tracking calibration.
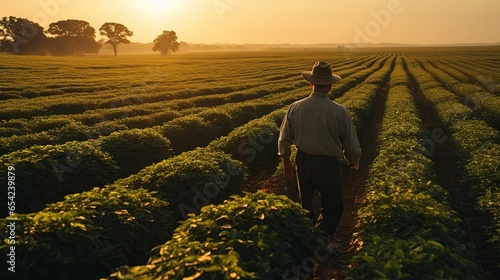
[279,91,360,165]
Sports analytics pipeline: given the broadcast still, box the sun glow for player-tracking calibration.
[132,0,186,18]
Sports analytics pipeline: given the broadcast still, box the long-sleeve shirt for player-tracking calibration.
[278,91,361,165]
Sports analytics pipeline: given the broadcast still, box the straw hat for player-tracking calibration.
[302,61,342,85]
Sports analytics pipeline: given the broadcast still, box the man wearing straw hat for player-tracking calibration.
[278,61,361,247]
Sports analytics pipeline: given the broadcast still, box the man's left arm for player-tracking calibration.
[342,112,361,169]
[278,110,295,178]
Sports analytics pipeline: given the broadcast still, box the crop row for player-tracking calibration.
[0,52,382,123]
[0,55,388,154]
[0,128,172,215]
[416,58,500,130]
[0,87,295,211]
[329,55,390,100]
[0,76,296,138]
[0,147,246,279]
[0,52,382,116]
[100,55,396,280]
[0,92,245,155]
[105,191,327,279]
[349,58,479,279]
[0,72,299,123]
[448,55,499,78]
[202,53,395,180]
[0,49,373,95]
[405,57,500,272]
[0,99,294,279]
[4,54,382,213]
[0,53,310,100]
[335,55,394,134]
[0,50,396,279]
[203,53,398,276]
[208,53,395,177]
[0,86,312,215]
[429,55,500,96]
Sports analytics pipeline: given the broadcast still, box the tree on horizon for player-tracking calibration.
[0,16,47,55]
[99,22,133,56]
[152,31,180,55]
[46,19,101,55]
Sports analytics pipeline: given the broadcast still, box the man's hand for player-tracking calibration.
[342,151,359,171]
[282,158,295,179]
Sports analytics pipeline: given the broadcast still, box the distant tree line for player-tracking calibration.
[0,16,179,56]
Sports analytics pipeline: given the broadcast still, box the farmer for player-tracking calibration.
[278,61,361,245]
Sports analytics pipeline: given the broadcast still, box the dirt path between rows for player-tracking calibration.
[242,83,388,279]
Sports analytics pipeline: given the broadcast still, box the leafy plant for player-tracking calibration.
[198,109,235,136]
[159,116,216,154]
[97,128,173,176]
[208,115,279,173]
[0,141,120,214]
[350,61,479,279]
[107,191,327,280]
[0,185,174,280]
[407,56,500,262]
[116,148,247,220]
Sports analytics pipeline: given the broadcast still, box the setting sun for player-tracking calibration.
[2,0,500,45]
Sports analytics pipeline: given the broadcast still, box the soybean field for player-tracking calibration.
[0,46,499,279]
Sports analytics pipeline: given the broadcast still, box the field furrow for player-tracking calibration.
[0,54,388,153]
[405,56,499,279]
[348,56,479,279]
[0,47,498,279]
[415,58,500,130]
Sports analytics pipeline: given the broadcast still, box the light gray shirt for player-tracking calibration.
[278,91,361,165]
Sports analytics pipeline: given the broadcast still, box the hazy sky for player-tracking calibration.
[3,0,500,45]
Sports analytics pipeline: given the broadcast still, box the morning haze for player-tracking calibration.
[3,0,500,45]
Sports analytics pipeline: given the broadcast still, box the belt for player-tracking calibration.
[297,150,340,160]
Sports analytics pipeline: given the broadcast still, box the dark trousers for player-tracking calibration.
[295,150,344,237]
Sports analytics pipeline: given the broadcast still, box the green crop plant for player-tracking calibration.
[106,191,327,280]
[0,185,174,280]
[97,128,173,176]
[350,60,479,279]
[116,148,247,220]
[0,141,120,214]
